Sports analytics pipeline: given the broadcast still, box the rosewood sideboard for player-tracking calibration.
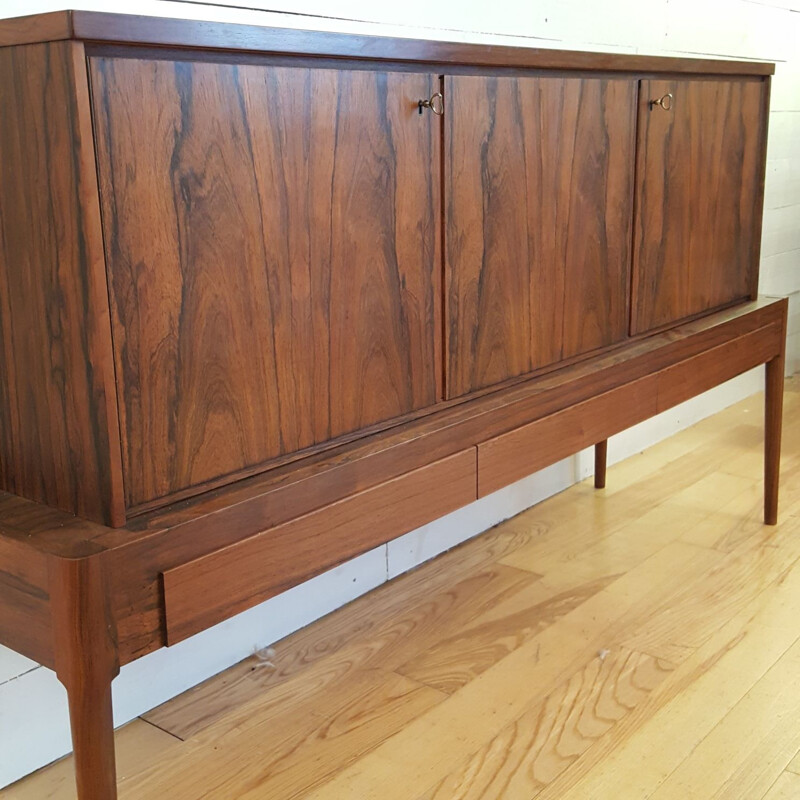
[0,10,785,799]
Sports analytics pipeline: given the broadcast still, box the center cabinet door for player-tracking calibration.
[90,58,441,510]
[445,76,636,398]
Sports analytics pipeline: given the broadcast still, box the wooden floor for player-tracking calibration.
[6,379,800,800]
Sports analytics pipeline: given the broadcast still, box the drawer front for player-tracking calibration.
[655,322,782,412]
[478,378,658,498]
[162,449,477,644]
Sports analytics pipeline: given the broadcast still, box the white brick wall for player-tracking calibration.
[0,0,796,787]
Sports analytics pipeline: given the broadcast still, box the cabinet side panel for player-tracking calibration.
[0,536,53,668]
[0,42,125,526]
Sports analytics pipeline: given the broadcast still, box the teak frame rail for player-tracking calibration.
[0,10,783,799]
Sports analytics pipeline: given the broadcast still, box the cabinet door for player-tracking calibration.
[90,57,440,510]
[445,76,636,398]
[631,79,767,335]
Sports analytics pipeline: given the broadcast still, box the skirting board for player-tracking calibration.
[0,366,766,788]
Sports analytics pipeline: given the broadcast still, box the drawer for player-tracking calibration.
[162,449,477,644]
[655,322,782,411]
[477,377,658,498]
[476,320,782,498]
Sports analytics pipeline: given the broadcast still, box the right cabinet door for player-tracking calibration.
[445,75,636,399]
[631,78,768,335]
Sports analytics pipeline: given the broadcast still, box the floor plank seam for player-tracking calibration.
[136,716,187,744]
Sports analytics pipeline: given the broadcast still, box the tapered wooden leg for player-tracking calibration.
[64,664,117,800]
[765,351,785,526]
[49,553,120,800]
[594,440,608,489]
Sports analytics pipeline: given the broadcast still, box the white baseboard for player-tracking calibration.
[0,366,769,788]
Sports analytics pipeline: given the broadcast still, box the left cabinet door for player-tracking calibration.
[90,57,441,511]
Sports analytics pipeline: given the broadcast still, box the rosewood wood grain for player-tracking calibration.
[0,42,125,526]
[0,492,108,560]
[49,553,120,800]
[0,493,111,677]
[750,77,772,301]
[631,77,768,335]
[0,11,73,47]
[0,11,774,76]
[445,75,635,397]
[91,56,440,510]
[162,449,477,644]
[594,441,608,489]
[102,299,781,546]
[0,536,53,667]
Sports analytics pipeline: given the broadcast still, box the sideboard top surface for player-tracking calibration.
[0,10,775,76]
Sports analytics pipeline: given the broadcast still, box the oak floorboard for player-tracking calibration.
[761,771,800,799]
[647,638,800,800]
[598,411,762,496]
[127,669,446,800]
[394,573,617,693]
[300,542,724,800]
[499,426,764,580]
[677,476,768,552]
[721,388,800,482]
[502,470,756,594]
[532,551,800,800]
[418,648,675,800]
[145,561,540,739]
[0,720,181,800]
[622,514,800,662]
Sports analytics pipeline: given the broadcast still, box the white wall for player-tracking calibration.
[0,0,797,788]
